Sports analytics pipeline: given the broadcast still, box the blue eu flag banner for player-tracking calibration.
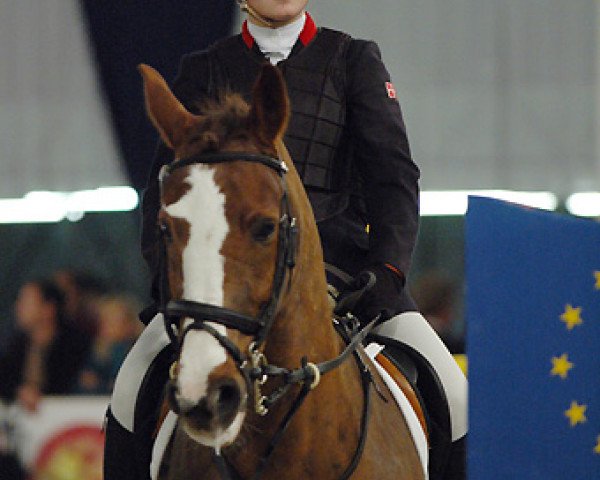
[466,196,600,479]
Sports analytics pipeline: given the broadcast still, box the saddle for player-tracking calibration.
[371,334,453,480]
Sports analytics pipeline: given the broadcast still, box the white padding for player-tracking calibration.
[111,313,171,432]
[365,343,429,479]
[374,312,468,441]
[150,411,178,480]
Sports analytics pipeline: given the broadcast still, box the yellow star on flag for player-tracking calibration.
[594,271,600,290]
[564,401,587,427]
[560,304,583,330]
[550,353,574,379]
[595,435,600,455]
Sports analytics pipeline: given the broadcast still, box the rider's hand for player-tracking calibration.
[337,264,405,325]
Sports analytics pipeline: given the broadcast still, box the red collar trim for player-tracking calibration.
[241,20,254,49]
[299,12,317,46]
[241,12,318,50]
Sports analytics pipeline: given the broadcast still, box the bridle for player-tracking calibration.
[160,151,297,362]
[158,151,378,480]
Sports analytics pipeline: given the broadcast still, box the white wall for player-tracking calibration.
[4,2,597,198]
[309,1,598,195]
[0,0,126,198]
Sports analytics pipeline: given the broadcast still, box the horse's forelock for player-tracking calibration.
[183,94,252,152]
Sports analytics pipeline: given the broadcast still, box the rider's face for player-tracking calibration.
[246,0,309,24]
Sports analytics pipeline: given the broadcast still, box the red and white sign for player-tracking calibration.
[6,396,109,479]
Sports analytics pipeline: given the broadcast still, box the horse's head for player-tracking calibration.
[140,63,313,449]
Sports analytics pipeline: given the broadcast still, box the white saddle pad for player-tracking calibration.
[365,342,429,479]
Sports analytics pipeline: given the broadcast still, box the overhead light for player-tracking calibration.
[0,187,570,222]
[0,187,139,224]
[0,192,66,223]
[66,187,139,213]
[565,192,600,218]
[420,190,558,216]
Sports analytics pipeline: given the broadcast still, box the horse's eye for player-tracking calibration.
[251,218,276,243]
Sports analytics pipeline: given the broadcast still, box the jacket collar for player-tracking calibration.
[242,12,317,50]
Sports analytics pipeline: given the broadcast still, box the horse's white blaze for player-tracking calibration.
[165,166,229,405]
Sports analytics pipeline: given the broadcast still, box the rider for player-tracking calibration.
[104,1,467,479]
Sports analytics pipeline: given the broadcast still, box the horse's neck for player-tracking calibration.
[266,270,337,365]
[238,144,366,477]
[269,140,341,364]
[241,288,364,478]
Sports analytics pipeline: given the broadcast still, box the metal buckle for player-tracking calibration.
[169,361,179,380]
[249,343,269,416]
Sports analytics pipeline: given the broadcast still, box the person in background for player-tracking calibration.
[76,295,142,395]
[53,269,108,339]
[411,271,465,355]
[0,279,91,410]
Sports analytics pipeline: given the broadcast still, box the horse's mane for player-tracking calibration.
[184,93,252,154]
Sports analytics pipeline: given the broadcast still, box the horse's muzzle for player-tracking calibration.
[169,377,245,433]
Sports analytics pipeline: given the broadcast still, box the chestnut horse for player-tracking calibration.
[139,63,425,480]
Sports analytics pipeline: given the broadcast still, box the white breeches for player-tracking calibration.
[111,313,171,432]
[111,310,468,447]
[374,312,468,442]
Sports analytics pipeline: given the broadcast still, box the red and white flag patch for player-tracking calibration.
[385,81,397,99]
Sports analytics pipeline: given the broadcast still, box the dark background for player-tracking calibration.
[79,1,236,191]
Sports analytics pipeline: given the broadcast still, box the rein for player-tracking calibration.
[158,151,376,480]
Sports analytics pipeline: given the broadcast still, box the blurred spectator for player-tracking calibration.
[53,269,108,338]
[411,271,465,354]
[76,295,142,395]
[0,279,91,411]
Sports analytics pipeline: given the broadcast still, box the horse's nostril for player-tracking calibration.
[218,383,241,412]
[177,379,242,432]
[211,379,242,427]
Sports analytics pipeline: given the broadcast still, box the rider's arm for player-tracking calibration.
[346,40,420,278]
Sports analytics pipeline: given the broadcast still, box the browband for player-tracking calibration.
[165,152,288,177]
[166,300,262,336]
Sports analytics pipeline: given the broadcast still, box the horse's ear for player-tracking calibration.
[138,64,196,150]
[248,64,290,145]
